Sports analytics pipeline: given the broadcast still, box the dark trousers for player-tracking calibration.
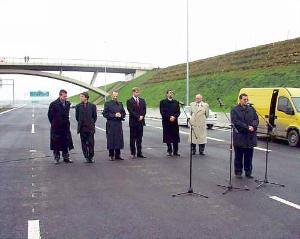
[80,132,95,159]
[234,146,254,175]
[192,144,205,153]
[130,125,143,156]
[167,142,178,154]
[53,149,69,160]
[109,149,121,158]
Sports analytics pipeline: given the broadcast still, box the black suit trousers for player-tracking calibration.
[130,125,144,156]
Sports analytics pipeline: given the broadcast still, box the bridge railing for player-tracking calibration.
[0,57,154,70]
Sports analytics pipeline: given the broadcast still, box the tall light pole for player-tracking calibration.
[186,0,190,106]
[104,41,108,102]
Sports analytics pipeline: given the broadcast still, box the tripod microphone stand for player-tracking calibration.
[253,107,285,189]
[172,104,208,198]
[216,99,249,195]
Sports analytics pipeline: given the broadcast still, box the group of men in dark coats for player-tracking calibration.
[102,87,147,160]
[48,90,97,164]
[48,88,258,179]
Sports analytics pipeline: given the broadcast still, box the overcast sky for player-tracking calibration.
[0,0,300,101]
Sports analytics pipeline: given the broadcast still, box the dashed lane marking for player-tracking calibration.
[28,220,41,239]
[31,124,35,134]
[269,196,300,210]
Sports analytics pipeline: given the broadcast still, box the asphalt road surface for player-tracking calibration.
[0,105,299,239]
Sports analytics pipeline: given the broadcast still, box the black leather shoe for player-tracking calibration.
[115,157,124,160]
[173,153,180,157]
[137,155,146,158]
[64,159,73,163]
[200,152,205,155]
[167,152,172,156]
[109,157,114,161]
[55,159,60,164]
[192,150,196,155]
[245,174,253,179]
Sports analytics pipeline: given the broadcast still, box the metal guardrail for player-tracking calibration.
[0,57,154,70]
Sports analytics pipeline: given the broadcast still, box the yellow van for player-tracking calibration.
[238,88,300,147]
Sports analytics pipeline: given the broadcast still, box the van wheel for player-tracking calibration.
[207,124,213,129]
[287,129,299,147]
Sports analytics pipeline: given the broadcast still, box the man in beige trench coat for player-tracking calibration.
[189,94,209,155]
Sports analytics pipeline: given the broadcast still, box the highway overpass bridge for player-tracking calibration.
[0,57,154,97]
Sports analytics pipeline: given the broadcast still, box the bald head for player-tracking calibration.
[195,94,203,103]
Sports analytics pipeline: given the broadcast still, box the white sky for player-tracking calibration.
[0,0,300,101]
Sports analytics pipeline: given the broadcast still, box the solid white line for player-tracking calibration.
[147,124,271,150]
[269,196,300,210]
[31,124,35,134]
[254,147,272,152]
[207,137,225,142]
[0,105,25,115]
[214,128,231,132]
[32,114,34,118]
[28,220,41,239]
[146,117,161,121]
[95,126,106,132]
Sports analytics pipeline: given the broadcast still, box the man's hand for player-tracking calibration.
[115,112,121,118]
[139,116,144,121]
[248,126,254,132]
[170,116,176,122]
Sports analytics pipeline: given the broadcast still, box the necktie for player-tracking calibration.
[136,97,140,106]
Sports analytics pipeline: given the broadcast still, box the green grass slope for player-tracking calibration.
[70,37,300,111]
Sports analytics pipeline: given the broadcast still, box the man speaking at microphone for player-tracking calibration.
[231,93,259,179]
[160,89,181,156]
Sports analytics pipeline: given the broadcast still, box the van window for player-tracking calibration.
[292,97,300,112]
[277,96,294,114]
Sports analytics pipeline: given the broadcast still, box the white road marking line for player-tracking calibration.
[28,220,41,239]
[146,117,161,121]
[95,126,106,132]
[31,124,35,134]
[29,150,37,153]
[147,124,271,151]
[214,128,231,132]
[254,147,272,152]
[31,208,35,213]
[207,137,225,142]
[0,105,26,115]
[269,196,300,210]
[32,114,34,118]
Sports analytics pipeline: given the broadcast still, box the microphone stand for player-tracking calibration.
[172,104,208,198]
[253,107,285,189]
[217,100,249,195]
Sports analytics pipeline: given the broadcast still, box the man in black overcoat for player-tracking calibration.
[48,89,74,164]
[231,93,259,178]
[126,87,147,159]
[75,92,97,163]
[103,91,126,161]
[159,89,181,156]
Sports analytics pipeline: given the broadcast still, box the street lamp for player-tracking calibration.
[186,0,190,106]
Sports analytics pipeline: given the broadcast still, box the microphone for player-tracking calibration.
[217,98,225,107]
[179,101,185,106]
